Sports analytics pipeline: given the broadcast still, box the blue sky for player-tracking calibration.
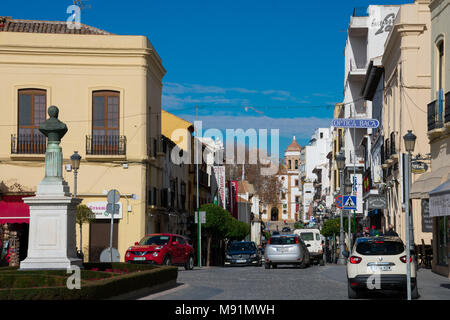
[2,0,412,156]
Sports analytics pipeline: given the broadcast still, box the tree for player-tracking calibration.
[76,204,95,259]
[320,218,340,238]
[224,146,283,206]
[226,219,250,241]
[200,204,232,266]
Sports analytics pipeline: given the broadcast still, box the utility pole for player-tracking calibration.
[196,105,201,268]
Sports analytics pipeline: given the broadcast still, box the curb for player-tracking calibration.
[107,280,179,300]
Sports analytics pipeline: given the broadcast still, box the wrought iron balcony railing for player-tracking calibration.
[86,135,126,156]
[428,90,448,132]
[11,133,46,154]
[390,132,397,156]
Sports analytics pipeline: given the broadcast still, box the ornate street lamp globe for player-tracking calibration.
[403,130,416,153]
[70,151,81,170]
[335,152,346,170]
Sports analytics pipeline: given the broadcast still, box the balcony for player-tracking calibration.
[389,132,398,160]
[11,133,46,155]
[428,91,450,140]
[86,135,126,156]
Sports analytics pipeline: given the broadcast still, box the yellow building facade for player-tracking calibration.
[381,1,432,246]
[0,18,165,262]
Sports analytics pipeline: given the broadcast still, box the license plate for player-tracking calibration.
[277,248,288,253]
[236,259,247,263]
[369,265,392,271]
[134,257,146,261]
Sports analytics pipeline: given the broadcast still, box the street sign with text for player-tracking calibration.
[332,119,380,129]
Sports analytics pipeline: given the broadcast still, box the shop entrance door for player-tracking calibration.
[89,220,118,262]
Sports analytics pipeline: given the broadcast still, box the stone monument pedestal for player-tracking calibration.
[20,106,82,270]
[20,188,82,270]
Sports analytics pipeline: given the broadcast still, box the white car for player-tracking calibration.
[293,228,325,266]
[344,236,418,299]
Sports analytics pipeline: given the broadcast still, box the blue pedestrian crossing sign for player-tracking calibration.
[343,196,357,210]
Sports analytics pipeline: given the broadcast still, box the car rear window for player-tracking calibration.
[356,240,404,255]
[270,237,297,245]
[299,233,314,241]
[139,235,170,246]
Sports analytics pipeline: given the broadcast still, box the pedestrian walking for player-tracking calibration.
[385,224,399,237]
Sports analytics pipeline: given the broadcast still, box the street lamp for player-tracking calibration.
[70,151,81,198]
[403,130,416,300]
[335,151,347,265]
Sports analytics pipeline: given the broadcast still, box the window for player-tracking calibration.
[356,240,404,256]
[295,160,298,169]
[295,179,299,187]
[16,89,46,153]
[92,91,120,153]
[438,41,444,90]
[288,160,291,169]
[300,232,314,241]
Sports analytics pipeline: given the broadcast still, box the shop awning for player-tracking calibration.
[429,178,450,217]
[410,165,450,199]
[0,195,31,224]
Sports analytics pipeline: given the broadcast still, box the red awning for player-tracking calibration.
[0,195,32,224]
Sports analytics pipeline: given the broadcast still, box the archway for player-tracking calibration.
[271,208,279,221]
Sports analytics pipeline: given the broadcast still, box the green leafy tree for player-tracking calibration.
[294,221,304,229]
[320,218,340,238]
[200,204,232,266]
[76,204,95,259]
[226,219,250,241]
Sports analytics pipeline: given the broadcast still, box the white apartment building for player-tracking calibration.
[301,128,332,221]
[342,5,400,217]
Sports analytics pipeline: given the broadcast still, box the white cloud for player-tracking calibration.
[176,114,333,140]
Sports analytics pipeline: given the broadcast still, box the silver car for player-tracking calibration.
[264,235,311,269]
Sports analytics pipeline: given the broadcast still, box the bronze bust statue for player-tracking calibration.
[39,106,68,143]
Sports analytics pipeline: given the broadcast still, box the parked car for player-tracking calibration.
[294,228,325,266]
[125,233,195,270]
[281,227,291,233]
[225,241,261,267]
[344,236,418,299]
[264,235,310,269]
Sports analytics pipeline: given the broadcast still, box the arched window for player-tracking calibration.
[437,40,444,91]
[16,89,46,153]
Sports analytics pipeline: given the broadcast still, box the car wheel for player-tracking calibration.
[265,263,270,269]
[162,255,172,266]
[348,283,359,299]
[184,255,194,270]
[319,259,325,266]
[272,264,277,269]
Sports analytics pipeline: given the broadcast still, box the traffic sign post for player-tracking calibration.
[343,196,357,210]
[335,195,343,209]
[107,189,120,263]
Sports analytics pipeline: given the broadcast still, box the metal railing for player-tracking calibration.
[86,135,126,156]
[11,133,46,154]
[390,132,397,156]
[428,90,448,131]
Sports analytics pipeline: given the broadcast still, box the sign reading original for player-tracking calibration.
[88,202,123,219]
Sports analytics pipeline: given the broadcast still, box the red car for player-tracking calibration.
[125,233,195,270]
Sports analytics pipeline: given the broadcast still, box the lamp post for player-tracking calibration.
[403,130,416,301]
[70,151,81,198]
[335,151,347,265]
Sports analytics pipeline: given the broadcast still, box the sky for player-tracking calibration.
[1,0,413,157]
